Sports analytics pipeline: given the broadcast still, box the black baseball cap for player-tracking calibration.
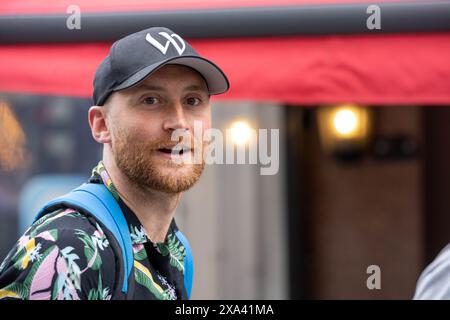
[93,27,230,106]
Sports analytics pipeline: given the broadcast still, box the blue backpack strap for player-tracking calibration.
[33,183,133,295]
[175,230,194,299]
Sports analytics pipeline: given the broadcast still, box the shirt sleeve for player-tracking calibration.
[414,243,450,300]
[0,209,117,300]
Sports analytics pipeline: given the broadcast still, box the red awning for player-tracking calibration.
[1,1,450,106]
[0,0,414,15]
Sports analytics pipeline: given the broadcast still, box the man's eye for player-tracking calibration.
[186,97,201,106]
[143,97,159,105]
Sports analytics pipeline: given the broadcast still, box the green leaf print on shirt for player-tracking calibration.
[0,245,57,299]
[0,282,27,299]
[31,209,84,237]
[134,260,171,300]
[133,244,148,261]
[87,273,111,300]
[130,225,147,245]
[156,233,186,274]
[75,229,102,271]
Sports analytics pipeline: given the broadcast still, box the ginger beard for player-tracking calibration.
[111,125,206,194]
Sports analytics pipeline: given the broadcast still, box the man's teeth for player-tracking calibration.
[158,147,191,154]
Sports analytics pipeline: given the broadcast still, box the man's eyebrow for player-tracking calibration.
[183,84,209,92]
[134,84,167,92]
[133,84,208,93]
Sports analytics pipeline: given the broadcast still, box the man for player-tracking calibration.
[414,244,450,299]
[0,26,229,300]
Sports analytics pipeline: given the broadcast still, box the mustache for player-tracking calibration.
[112,127,208,152]
[147,136,207,151]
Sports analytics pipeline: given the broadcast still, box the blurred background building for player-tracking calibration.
[1,0,450,299]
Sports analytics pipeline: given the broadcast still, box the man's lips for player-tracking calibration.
[155,146,193,159]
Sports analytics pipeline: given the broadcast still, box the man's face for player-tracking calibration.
[105,64,211,193]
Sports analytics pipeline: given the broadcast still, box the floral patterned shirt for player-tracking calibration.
[0,161,189,300]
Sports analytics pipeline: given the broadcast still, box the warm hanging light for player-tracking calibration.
[333,109,359,136]
[317,104,373,158]
[229,120,253,146]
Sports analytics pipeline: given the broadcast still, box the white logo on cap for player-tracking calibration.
[145,32,186,55]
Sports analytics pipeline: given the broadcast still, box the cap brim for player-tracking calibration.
[113,55,229,95]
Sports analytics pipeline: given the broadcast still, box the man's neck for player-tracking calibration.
[102,156,182,244]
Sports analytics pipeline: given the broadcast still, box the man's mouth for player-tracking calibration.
[157,146,192,156]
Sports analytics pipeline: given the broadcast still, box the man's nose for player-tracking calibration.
[162,102,189,132]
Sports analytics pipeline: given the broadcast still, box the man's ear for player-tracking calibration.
[88,106,111,144]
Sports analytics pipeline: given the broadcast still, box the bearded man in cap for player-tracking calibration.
[0,27,229,300]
